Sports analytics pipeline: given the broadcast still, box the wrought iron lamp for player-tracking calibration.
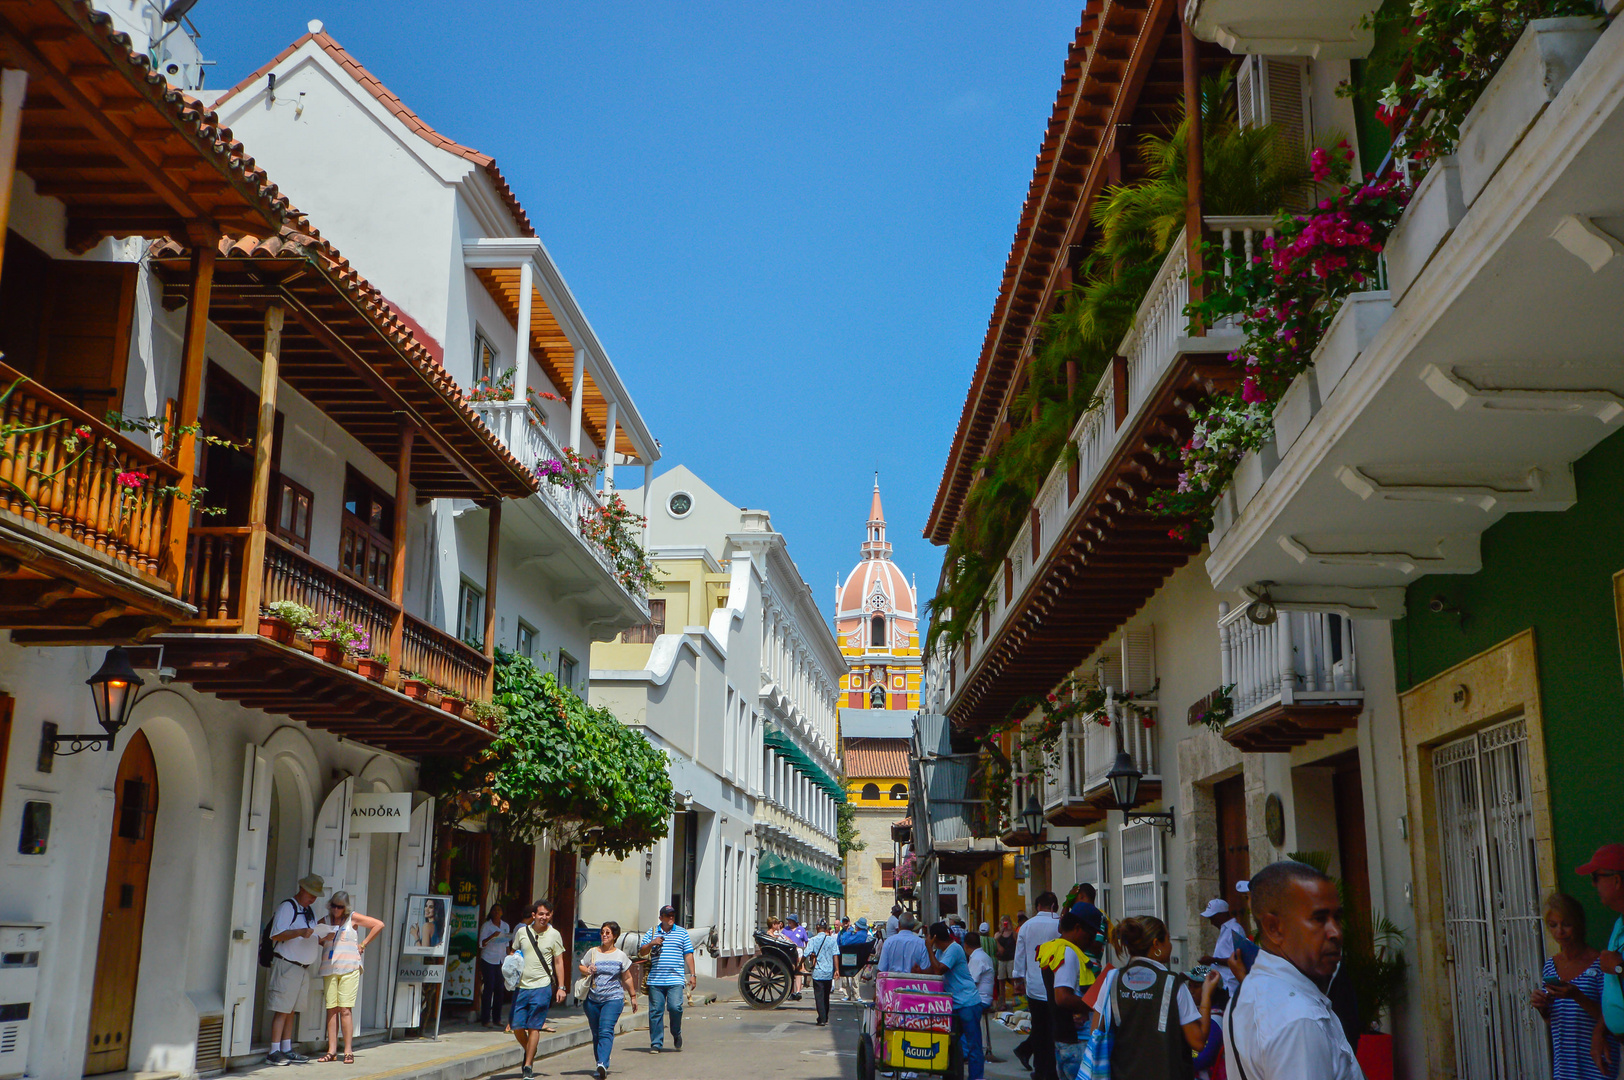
[50,647,146,755]
[1019,795,1070,858]
[1106,751,1175,834]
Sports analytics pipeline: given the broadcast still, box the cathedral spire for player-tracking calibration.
[862,475,891,560]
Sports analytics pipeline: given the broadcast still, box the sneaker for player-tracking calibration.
[650,1046,662,1054]
[1014,1045,1033,1071]
[522,1067,534,1080]
[673,1032,682,1051]
[265,1051,288,1067]
[595,1065,607,1078]
[284,1050,309,1064]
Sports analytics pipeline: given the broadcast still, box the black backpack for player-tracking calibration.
[259,898,302,968]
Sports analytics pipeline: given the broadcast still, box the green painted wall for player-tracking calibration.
[1392,426,1624,944]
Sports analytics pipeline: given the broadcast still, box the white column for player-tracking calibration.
[513,260,532,402]
[569,348,586,452]
[603,399,618,491]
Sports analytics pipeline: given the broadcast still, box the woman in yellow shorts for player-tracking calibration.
[314,891,383,1064]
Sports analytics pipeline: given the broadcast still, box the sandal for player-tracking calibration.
[540,1023,557,1033]
[315,1054,338,1063]
[343,1054,355,1064]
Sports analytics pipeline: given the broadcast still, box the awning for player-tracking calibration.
[765,729,846,803]
[756,853,793,887]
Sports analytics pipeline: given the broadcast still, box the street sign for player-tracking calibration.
[395,959,444,984]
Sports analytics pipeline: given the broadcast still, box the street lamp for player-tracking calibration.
[1106,750,1175,835]
[1019,795,1070,858]
[49,647,146,755]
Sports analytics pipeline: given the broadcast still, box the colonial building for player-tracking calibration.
[836,480,920,712]
[583,466,845,972]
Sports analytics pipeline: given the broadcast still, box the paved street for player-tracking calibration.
[519,997,865,1080]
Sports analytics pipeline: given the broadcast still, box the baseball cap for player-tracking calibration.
[979,922,990,934]
[1235,880,1250,894]
[1576,844,1624,875]
[1201,898,1230,918]
[786,914,799,923]
[659,904,676,917]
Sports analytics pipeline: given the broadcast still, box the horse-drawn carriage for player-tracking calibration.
[737,929,876,1009]
[856,971,963,1080]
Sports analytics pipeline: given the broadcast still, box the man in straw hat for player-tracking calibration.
[266,874,324,1066]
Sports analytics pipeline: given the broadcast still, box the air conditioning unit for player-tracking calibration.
[0,925,43,1080]
[1235,55,1310,163]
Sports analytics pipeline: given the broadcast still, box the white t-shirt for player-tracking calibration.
[1053,947,1083,995]
[1212,918,1245,995]
[269,897,321,966]
[1099,960,1200,1027]
[479,920,512,964]
[967,948,995,1006]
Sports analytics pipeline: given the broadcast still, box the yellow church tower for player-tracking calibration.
[835,477,920,711]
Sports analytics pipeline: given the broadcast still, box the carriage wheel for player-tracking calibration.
[856,1031,877,1080]
[738,953,792,1009]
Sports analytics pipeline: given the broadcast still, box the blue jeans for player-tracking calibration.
[647,983,684,1048]
[582,996,624,1066]
[955,1003,985,1080]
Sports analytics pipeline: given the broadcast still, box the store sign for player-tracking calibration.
[396,959,444,984]
[350,792,412,832]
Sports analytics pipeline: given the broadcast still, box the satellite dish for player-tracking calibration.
[159,0,200,22]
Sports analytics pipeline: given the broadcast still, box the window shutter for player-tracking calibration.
[1119,820,1165,920]
[1121,626,1157,697]
[1264,58,1309,170]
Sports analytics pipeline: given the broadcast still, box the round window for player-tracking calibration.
[667,491,693,518]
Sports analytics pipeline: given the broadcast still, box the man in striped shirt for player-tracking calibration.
[639,905,696,1052]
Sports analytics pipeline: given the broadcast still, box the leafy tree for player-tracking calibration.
[837,800,866,859]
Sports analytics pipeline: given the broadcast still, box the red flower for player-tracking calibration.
[115,470,148,489]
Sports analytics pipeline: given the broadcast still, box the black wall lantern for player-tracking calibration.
[1019,795,1070,858]
[1106,750,1175,835]
[50,647,146,756]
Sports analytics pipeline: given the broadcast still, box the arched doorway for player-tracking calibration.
[85,730,159,1075]
[255,758,313,1045]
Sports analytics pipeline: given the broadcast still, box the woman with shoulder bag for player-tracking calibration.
[578,921,636,1078]
[1086,916,1220,1080]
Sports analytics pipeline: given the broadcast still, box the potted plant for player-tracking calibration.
[356,651,388,683]
[307,611,369,665]
[259,600,312,645]
[439,690,465,714]
[400,671,429,700]
[468,699,507,731]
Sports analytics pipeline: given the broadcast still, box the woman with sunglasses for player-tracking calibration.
[314,891,383,1064]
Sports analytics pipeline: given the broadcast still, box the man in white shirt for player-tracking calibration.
[1011,892,1062,1080]
[265,874,324,1066]
[966,931,1000,1063]
[1198,897,1247,996]
[1225,860,1362,1080]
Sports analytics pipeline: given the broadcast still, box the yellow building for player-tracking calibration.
[840,711,913,922]
[836,479,921,710]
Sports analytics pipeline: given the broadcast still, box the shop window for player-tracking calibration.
[341,468,394,594]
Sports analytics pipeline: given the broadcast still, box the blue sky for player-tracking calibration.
[197,2,1079,626]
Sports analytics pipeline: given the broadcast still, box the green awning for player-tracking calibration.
[765,729,847,803]
[757,853,793,886]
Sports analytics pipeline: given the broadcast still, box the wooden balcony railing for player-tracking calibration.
[176,528,492,703]
[0,363,179,584]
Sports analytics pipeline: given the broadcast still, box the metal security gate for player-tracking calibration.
[1433,718,1547,1080]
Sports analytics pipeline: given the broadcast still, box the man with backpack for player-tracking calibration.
[263,874,324,1066]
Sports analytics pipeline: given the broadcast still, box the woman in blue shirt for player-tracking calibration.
[918,921,985,1080]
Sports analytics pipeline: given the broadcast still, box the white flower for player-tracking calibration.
[1378,83,1404,110]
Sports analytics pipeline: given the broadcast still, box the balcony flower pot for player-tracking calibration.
[258,614,295,645]
[355,657,386,682]
[310,638,346,665]
[439,695,465,715]
[401,678,428,700]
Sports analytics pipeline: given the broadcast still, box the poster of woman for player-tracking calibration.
[401,895,448,956]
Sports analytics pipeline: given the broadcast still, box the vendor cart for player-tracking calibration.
[856,972,962,1080]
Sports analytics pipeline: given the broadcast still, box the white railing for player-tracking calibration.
[1042,716,1091,809]
[1204,216,1276,331]
[1082,695,1159,791]
[1120,231,1190,407]
[472,400,624,583]
[1011,768,1041,833]
[1217,602,1362,721]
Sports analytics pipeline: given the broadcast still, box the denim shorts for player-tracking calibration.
[510,986,553,1031]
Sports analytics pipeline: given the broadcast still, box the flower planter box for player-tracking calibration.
[401,678,428,700]
[439,696,465,714]
[1207,483,1239,548]
[1232,437,1280,514]
[310,639,346,665]
[1384,156,1464,305]
[1271,372,1321,457]
[1311,291,1394,405]
[258,615,295,645]
[355,657,386,682]
[1456,17,1603,209]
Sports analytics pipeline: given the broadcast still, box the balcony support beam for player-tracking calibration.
[1181,12,1205,324]
[482,499,501,697]
[240,304,284,624]
[603,399,618,491]
[165,239,217,588]
[387,419,415,681]
[514,260,533,404]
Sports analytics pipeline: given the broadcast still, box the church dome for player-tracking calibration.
[835,478,916,620]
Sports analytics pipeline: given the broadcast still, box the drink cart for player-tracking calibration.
[856,971,963,1080]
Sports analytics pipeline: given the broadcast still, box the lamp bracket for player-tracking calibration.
[49,732,117,756]
[1030,838,1071,857]
[1124,810,1176,835]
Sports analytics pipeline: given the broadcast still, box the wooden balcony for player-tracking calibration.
[158,529,497,753]
[0,364,194,643]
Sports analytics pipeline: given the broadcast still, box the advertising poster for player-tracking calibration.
[400,895,449,957]
[444,904,480,1003]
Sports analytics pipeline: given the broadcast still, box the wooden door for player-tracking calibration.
[551,850,578,939]
[1330,753,1372,924]
[1214,776,1248,916]
[85,730,159,1075]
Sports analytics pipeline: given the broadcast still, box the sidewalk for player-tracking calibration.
[213,978,737,1080]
